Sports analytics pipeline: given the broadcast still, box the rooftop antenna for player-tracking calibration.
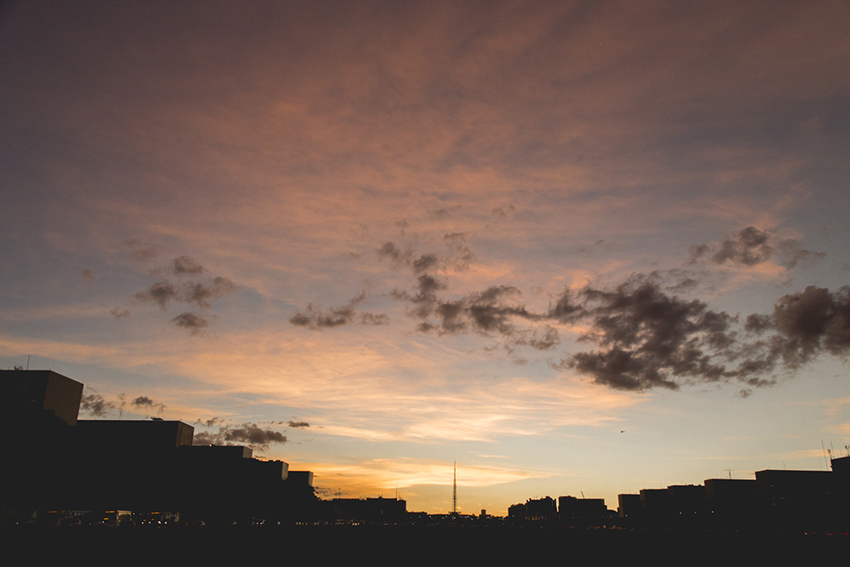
[26,355,30,370]
[452,461,457,515]
[723,468,734,479]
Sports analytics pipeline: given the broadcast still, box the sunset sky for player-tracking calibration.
[2,0,849,515]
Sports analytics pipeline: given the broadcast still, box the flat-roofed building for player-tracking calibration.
[1,369,83,426]
[640,488,670,517]
[287,470,314,487]
[558,495,608,519]
[755,469,840,529]
[329,497,407,523]
[705,479,758,514]
[0,370,84,516]
[76,419,194,454]
[618,493,642,518]
[525,496,557,520]
[667,484,706,516]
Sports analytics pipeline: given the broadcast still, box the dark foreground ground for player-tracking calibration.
[3,524,847,564]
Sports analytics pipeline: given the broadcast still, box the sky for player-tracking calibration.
[1,0,849,515]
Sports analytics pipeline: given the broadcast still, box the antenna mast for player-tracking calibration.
[452,461,457,515]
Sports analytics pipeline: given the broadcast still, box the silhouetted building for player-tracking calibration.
[508,502,526,520]
[667,484,706,515]
[0,370,84,518]
[287,471,314,487]
[76,418,194,453]
[756,469,835,507]
[755,469,839,528]
[328,497,407,523]
[704,478,758,523]
[558,495,608,519]
[68,419,195,513]
[175,444,292,523]
[832,455,850,475]
[639,488,669,510]
[1,370,319,525]
[832,455,850,516]
[251,458,289,482]
[1,369,83,426]
[640,488,670,522]
[617,493,642,519]
[183,443,252,460]
[525,496,557,520]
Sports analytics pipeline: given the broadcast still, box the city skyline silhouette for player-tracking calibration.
[2,368,848,532]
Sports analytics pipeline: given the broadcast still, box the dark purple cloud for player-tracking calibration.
[122,254,238,333]
[412,254,439,274]
[770,285,850,363]
[134,281,179,309]
[172,255,205,274]
[80,392,114,417]
[393,278,540,340]
[301,232,845,393]
[290,290,387,330]
[184,276,237,308]
[123,240,159,261]
[135,276,236,310]
[550,276,736,391]
[171,312,209,335]
[193,423,287,451]
[110,307,130,318]
[443,232,475,271]
[689,227,824,269]
[131,395,166,415]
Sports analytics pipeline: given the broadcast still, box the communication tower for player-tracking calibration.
[452,461,457,515]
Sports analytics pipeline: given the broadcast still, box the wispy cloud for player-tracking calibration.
[289,290,388,330]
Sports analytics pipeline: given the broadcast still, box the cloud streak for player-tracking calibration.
[289,290,388,330]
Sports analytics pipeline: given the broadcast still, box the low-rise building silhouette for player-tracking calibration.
[0,369,317,525]
[704,478,758,525]
[617,493,642,519]
[558,495,608,520]
[326,497,407,523]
